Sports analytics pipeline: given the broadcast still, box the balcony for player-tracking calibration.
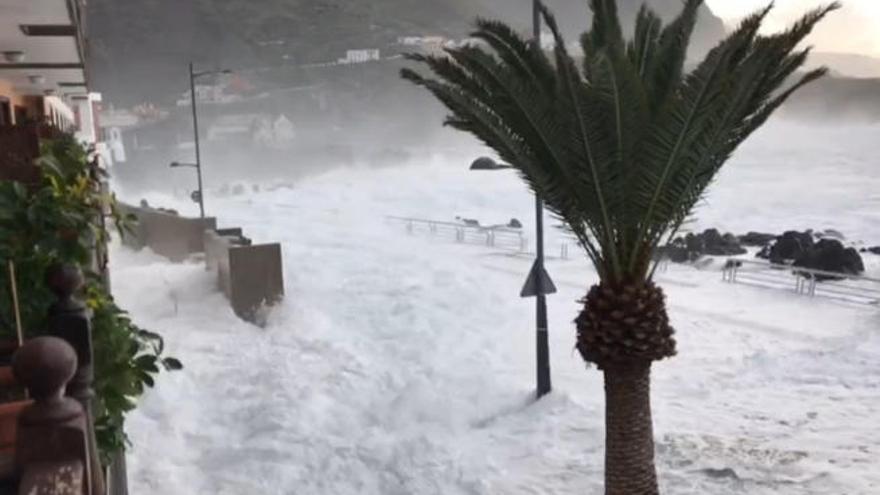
[0,122,65,183]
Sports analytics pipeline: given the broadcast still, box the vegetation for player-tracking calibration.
[0,134,181,463]
[89,0,726,106]
[402,0,837,493]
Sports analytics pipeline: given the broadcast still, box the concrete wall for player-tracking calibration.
[204,230,284,324]
[119,203,217,262]
[120,205,284,324]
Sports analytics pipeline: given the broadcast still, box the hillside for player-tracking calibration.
[807,52,880,79]
[480,0,725,57]
[87,0,488,104]
[87,0,727,105]
[782,75,880,122]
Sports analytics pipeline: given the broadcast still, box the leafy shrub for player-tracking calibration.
[0,133,180,461]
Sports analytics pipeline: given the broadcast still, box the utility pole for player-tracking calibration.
[189,62,206,218]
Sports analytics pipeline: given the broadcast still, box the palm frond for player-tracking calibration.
[644,0,701,113]
[542,3,623,276]
[626,5,663,78]
[402,0,837,284]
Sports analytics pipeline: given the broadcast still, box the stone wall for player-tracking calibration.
[119,203,217,262]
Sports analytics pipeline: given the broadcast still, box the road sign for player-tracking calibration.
[520,259,557,298]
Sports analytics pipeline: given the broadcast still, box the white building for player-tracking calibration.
[338,49,381,65]
[99,106,140,165]
[253,114,296,149]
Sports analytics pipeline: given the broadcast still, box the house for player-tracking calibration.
[99,106,142,164]
[253,114,296,149]
[338,49,381,65]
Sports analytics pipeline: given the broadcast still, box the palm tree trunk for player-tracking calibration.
[604,361,658,495]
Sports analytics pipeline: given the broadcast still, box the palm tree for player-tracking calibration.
[401,0,838,493]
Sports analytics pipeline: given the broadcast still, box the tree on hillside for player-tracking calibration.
[401,0,838,493]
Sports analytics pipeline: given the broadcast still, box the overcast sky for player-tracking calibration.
[705,0,880,57]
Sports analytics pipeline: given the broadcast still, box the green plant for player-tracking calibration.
[87,281,182,463]
[0,133,179,462]
[402,1,836,493]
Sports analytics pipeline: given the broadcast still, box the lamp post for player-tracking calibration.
[180,62,231,218]
[470,154,556,400]
[531,0,553,399]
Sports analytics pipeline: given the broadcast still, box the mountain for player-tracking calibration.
[807,52,880,79]
[87,0,486,105]
[477,0,725,57]
[87,0,727,105]
[781,75,880,123]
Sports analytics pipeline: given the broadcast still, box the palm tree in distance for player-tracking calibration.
[402,0,838,493]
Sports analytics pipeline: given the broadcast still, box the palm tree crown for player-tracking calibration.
[402,0,839,286]
[403,3,838,492]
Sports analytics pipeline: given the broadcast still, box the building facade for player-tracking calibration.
[0,0,97,140]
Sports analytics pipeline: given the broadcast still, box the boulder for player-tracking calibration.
[867,246,880,255]
[455,216,480,227]
[470,157,507,170]
[508,218,523,229]
[793,239,865,280]
[658,228,746,263]
[739,232,777,247]
[656,240,692,263]
[759,230,814,263]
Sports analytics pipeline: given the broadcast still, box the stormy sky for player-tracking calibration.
[706,0,880,57]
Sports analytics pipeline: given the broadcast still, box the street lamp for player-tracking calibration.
[529,0,554,400]
[185,62,232,218]
[470,154,556,400]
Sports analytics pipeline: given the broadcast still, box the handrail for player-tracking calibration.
[387,215,574,260]
[723,257,880,305]
[731,258,880,284]
[385,216,525,234]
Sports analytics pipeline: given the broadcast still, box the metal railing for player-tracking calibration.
[723,258,880,306]
[387,216,574,259]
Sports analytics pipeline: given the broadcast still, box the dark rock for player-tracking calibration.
[656,241,692,263]
[508,218,523,229]
[763,230,814,264]
[658,228,746,263]
[455,216,480,227]
[739,232,777,247]
[793,239,865,280]
[700,467,740,480]
[868,246,880,255]
[469,157,508,170]
[694,229,747,256]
